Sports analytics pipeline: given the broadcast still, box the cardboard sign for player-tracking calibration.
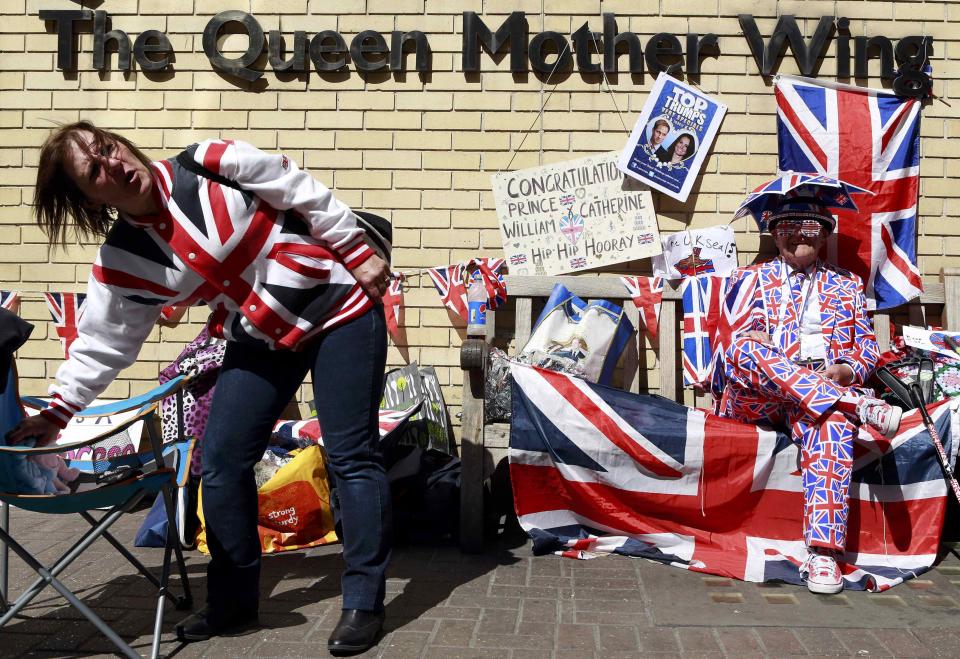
[902,326,960,359]
[652,225,739,279]
[618,75,727,203]
[492,152,661,276]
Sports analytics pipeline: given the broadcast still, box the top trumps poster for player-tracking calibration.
[618,75,727,203]
[491,152,661,276]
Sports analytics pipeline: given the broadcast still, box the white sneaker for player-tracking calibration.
[856,398,902,438]
[800,551,844,595]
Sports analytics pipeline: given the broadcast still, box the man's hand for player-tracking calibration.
[742,330,772,345]
[824,363,855,386]
[5,415,61,448]
[350,254,390,302]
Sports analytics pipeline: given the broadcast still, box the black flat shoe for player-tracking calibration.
[176,606,260,643]
[327,609,384,655]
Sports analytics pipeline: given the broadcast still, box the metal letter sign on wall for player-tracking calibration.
[36,10,933,97]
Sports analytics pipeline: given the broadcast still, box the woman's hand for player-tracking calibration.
[5,415,61,448]
[350,255,391,302]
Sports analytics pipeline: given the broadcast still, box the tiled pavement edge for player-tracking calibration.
[2,508,960,658]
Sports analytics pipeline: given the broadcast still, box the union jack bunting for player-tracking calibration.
[428,258,507,322]
[775,75,923,310]
[381,272,405,341]
[509,363,958,591]
[0,290,20,314]
[427,263,468,320]
[680,274,728,387]
[620,276,663,342]
[44,292,87,358]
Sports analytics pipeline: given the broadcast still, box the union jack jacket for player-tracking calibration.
[42,139,376,428]
[708,257,880,398]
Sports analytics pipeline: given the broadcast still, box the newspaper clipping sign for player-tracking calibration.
[492,152,661,276]
[617,75,727,203]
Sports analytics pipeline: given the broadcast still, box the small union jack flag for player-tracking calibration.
[382,272,405,342]
[0,290,20,314]
[428,263,468,320]
[510,254,528,266]
[621,276,664,342]
[559,194,576,205]
[637,233,655,245]
[681,274,728,387]
[428,258,507,323]
[570,257,587,269]
[44,292,87,358]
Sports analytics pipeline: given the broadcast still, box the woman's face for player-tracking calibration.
[651,123,669,146]
[63,130,155,216]
[673,136,691,159]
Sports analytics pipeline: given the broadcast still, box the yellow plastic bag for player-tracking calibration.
[197,444,339,554]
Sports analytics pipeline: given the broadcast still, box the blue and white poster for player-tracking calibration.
[617,75,727,203]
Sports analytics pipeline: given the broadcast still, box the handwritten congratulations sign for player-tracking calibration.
[491,152,661,276]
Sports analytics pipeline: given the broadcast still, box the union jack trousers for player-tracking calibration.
[721,337,858,550]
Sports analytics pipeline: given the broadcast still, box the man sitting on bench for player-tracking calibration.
[706,194,902,595]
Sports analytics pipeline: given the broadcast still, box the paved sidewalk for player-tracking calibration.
[3,507,960,658]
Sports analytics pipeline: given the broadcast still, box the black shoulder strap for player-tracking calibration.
[175,149,244,192]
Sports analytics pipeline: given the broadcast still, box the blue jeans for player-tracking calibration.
[201,305,389,617]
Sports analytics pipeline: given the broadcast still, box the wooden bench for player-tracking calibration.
[458,267,960,552]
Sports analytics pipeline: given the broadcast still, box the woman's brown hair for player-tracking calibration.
[33,120,153,247]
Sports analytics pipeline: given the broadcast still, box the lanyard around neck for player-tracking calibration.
[779,260,818,326]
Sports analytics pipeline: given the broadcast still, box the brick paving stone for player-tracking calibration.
[555,623,598,652]
[431,618,477,647]
[420,605,483,620]
[597,624,640,652]
[637,628,682,653]
[756,627,808,655]
[473,631,555,650]
[520,598,559,623]
[379,629,432,657]
[446,594,520,609]
[490,584,562,598]
[422,649,505,658]
[834,628,896,657]
[868,628,934,657]
[477,607,519,633]
[243,639,329,657]
[796,628,849,656]
[677,627,723,654]
[716,628,765,655]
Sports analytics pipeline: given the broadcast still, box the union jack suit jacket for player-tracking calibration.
[708,257,880,399]
[42,139,376,428]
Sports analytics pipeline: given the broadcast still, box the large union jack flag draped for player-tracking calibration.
[510,363,957,591]
[44,292,87,358]
[775,75,922,310]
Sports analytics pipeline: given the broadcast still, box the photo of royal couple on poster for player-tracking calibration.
[639,116,698,171]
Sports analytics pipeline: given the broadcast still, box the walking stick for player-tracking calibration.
[908,383,960,506]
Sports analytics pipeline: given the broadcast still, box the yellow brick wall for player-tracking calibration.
[1,1,957,431]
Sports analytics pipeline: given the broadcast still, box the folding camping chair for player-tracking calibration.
[0,365,194,659]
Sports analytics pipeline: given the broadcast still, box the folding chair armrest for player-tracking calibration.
[20,374,189,418]
[0,405,158,456]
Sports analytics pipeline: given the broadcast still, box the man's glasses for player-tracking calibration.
[771,219,825,238]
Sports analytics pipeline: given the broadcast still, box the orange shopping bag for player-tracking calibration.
[197,444,339,554]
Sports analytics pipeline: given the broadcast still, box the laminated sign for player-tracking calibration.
[491,152,661,276]
[618,75,726,203]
